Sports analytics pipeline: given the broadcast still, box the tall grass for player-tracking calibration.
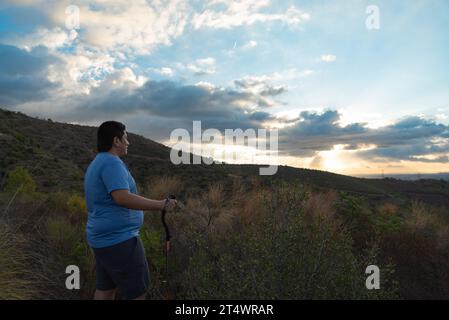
[1,175,449,299]
[175,181,397,299]
[0,223,34,299]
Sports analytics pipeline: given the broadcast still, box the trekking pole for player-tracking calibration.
[161,194,176,298]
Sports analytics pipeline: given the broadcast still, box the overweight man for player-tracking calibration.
[84,121,177,300]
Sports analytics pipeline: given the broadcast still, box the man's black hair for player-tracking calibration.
[97,121,126,152]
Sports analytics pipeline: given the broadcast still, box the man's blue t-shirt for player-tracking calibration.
[84,152,144,248]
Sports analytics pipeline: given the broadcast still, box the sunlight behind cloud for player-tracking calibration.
[1,0,449,175]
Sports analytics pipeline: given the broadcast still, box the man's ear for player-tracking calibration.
[112,136,120,146]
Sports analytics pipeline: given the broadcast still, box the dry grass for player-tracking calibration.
[67,194,87,223]
[46,217,80,252]
[407,201,449,249]
[1,177,449,299]
[238,189,270,227]
[304,191,338,222]
[377,202,400,215]
[145,176,183,200]
[0,222,36,299]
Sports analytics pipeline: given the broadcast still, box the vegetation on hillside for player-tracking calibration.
[1,108,449,299]
[1,167,449,299]
[1,108,449,208]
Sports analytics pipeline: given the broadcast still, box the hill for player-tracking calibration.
[2,107,449,300]
[1,108,448,208]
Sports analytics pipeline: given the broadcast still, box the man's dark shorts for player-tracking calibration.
[93,236,150,299]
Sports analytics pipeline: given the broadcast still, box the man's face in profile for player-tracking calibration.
[116,131,129,156]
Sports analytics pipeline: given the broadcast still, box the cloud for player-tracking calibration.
[2,0,190,57]
[234,74,279,88]
[0,0,312,109]
[4,27,78,50]
[320,54,337,63]
[234,74,286,95]
[194,81,216,90]
[0,1,190,100]
[3,0,308,59]
[21,72,285,135]
[225,40,258,55]
[279,110,449,162]
[309,155,324,169]
[4,41,448,166]
[259,85,287,96]
[242,40,258,49]
[185,57,216,76]
[0,44,60,106]
[232,74,288,109]
[151,67,175,77]
[48,47,118,96]
[247,111,275,121]
[4,0,46,5]
[0,42,286,132]
[192,1,310,29]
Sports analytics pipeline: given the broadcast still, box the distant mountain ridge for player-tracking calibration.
[1,108,449,208]
[359,173,449,181]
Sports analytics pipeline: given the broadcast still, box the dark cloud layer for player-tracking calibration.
[63,78,281,131]
[234,77,287,97]
[1,42,448,164]
[279,111,449,162]
[0,44,59,106]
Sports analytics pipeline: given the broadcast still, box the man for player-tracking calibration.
[84,121,177,300]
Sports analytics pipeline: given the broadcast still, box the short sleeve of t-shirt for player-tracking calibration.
[101,161,130,194]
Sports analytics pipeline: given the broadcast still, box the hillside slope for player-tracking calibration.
[1,108,448,207]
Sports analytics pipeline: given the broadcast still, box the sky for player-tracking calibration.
[0,0,448,176]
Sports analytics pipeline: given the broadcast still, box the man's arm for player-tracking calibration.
[111,189,166,211]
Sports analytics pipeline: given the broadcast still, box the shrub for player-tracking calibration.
[176,181,398,299]
[45,191,71,212]
[67,194,87,222]
[335,193,377,251]
[67,239,96,299]
[46,217,81,254]
[140,228,165,271]
[374,202,405,233]
[3,166,37,196]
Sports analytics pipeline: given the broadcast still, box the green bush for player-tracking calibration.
[46,217,80,254]
[67,239,96,299]
[3,166,37,196]
[178,182,398,299]
[335,193,377,251]
[140,228,165,272]
[183,209,397,299]
[67,194,87,221]
[45,191,71,212]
